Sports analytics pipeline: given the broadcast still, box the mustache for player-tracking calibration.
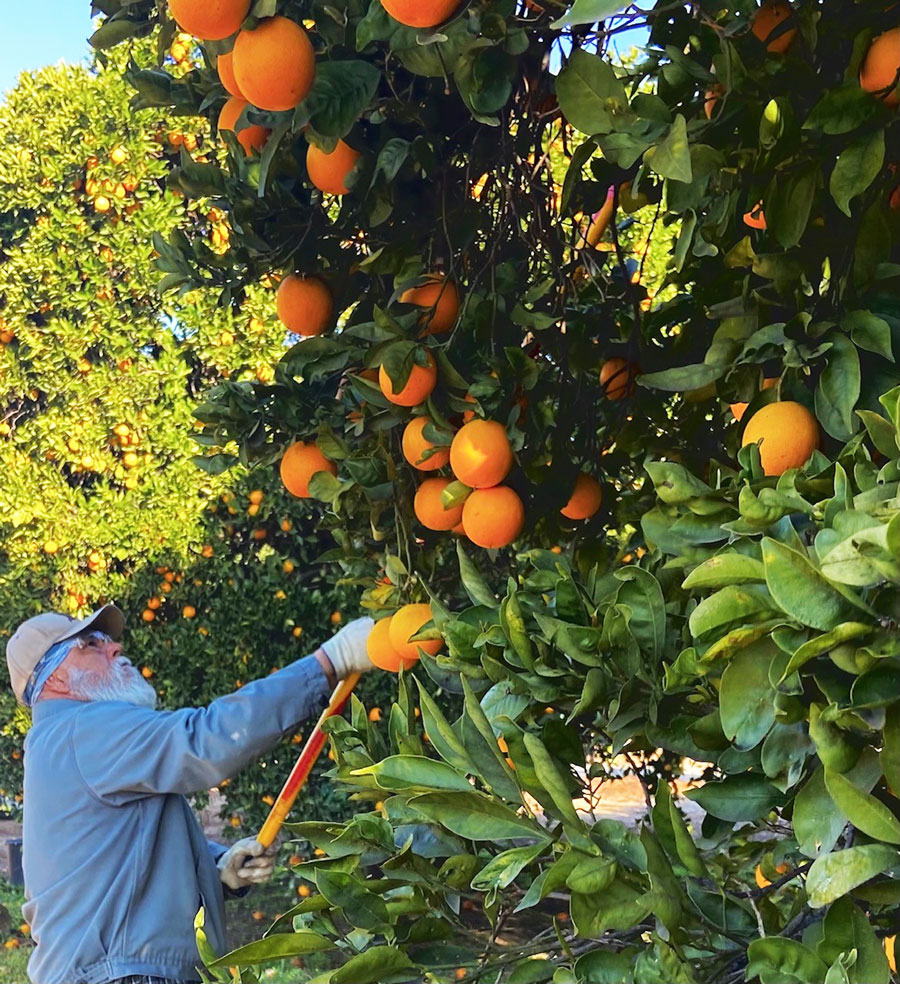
[67,660,158,709]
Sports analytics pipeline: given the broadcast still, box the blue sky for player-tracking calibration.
[1,2,95,98]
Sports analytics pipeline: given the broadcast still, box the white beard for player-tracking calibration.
[67,658,158,709]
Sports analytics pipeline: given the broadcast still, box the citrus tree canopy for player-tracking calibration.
[93,0,900,981]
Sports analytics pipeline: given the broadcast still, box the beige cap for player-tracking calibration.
[5,604,125,705]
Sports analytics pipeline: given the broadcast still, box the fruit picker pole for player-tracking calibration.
[256,672,361,848]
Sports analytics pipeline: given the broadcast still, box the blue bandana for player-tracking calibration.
[23,639,78,707]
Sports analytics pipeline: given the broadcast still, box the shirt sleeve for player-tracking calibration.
[72,653,330,805]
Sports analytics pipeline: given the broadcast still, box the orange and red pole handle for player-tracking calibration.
[256,671,361,848]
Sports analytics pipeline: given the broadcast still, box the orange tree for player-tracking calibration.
[100,0,900,981]
[0,51,396,836]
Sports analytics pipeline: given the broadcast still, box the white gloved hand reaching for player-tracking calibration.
[217,838,278,891]
[321,616,375,679]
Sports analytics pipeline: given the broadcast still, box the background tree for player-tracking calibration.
[73,0,900,981]
[0,49,393,838]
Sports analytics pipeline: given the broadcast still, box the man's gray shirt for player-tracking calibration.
[22,653,330,984]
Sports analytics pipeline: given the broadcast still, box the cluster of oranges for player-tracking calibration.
[81,146,141,216]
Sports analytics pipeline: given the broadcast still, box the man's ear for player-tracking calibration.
[41,666,70,698]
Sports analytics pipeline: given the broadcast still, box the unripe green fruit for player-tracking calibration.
[809,704,861,774]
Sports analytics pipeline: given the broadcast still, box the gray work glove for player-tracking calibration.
[321,616,375,678]
[217,838,277,891]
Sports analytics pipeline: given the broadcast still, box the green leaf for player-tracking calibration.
[686,773,781,821]
[89,17,145,50]
[645,460,713,504]
[410,791,550,841]
[456,541,497,607]
[207,930,334,969]
[295,61,381,139]
[351,756,473,793]
[762,537,872,631]
[830,130,884,216]
[746,938,828,984]
[570,880,651,937]
[824,769,900,844]
[460,677,521,800]
[794,767,848,859]
[315,870,390,931]
[883,705,900,799]
[719,644,777,750]
[768,163,818,248]
[415,680,477,776]
[816,334,861,440]
[330,945,417,984]
[682,553,766,589]
[818,897,891,984]
[842,309,893,360]
[807,844,900,908]
[637,362,724,392]
[550,0,630,29]
[470,842,546,891]
[522,732,584,828]
[780,623,872,680]
[644,115,692,184]
[688,584,778,642]
[804,84,881,134]
[556,47,628,135]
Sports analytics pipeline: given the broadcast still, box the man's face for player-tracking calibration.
[54,631,157,708]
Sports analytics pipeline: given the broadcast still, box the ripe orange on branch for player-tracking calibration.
[462,486,525,549]
[233,17,316,112]
[741,401,819,476]
[306,140,361,196]
[167,0,250,41]
[379,351,437,407]
[561,473,602,520]
[450,420,513,488]
[217,50,244,99]
[600,357,639,400]
[389,604,442,662]
[367,617,418,672]
[217,97,268,156]
[751,1,796,54]
[402,417,450,470]
[859,28,900,108]
[414,477,464,531]
[380,0,462,29]
[276,275,334,336]
[280,441,337,498]
[401,275,460,336]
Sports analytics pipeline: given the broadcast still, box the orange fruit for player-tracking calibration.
[751,2,796,54]
[381,0,462,28]
[401,275,460,335]
[233,17,316,112]
[463,485,525,549]
[741,401,819,476]
[217,97,269,156]
[561,473,602,520]
[280,441,338,498]
[450,419,513,488]
[754,864,771,889]
[463,486,525,549]
[167,0,250,40]
[142,609,156,622]
[147,596,162,610]
[367,616,418,672]
[94,196,111,213]
[306,139,361,196]
[217,49,244,99]
[297,884,311,898]
[600,357,638,400]
[379,351,437,407]
[462,393,478,423]
[704,83,723,119]
[743,202,766,229]
[389,603,442,662]
[276,275,333,336]
[414,477,464,531]
[368,707,382,722]
[860,28,900,108]
[402,417,450,470]
[885,936,896,974]
[183,605,196,619]
[109,146,127,165]
[730,377,778,422]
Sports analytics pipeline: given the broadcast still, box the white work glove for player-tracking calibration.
[217,838,278,891]
[321,616,375,678]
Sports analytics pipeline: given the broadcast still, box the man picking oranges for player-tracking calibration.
[5,604,373,984]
